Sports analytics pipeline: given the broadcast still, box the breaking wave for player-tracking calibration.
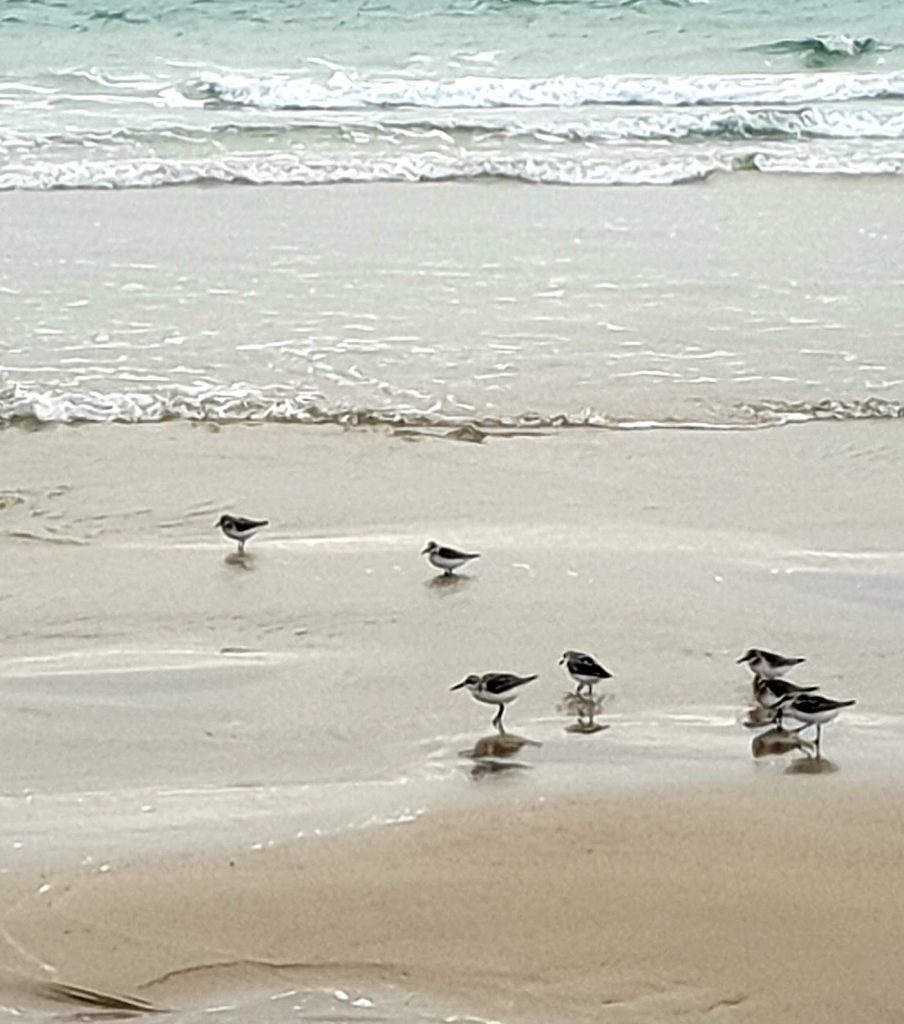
[11,104,904,147]
[0,153,729,189]
[752,35,890,66]
[3,383,903,433]
[186,69,904,110]
[5,66,904,190]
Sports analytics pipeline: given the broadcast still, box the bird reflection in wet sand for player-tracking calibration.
[426,571,471,593]
[459,733,542,779]
[224,551,254,571]
[559,691,610,734]
[785,754,840,775]
[751,725,815,760]
[742,704,779,729]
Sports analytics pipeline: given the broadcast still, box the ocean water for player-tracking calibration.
[4,0,904,190]
[1,0,903,428]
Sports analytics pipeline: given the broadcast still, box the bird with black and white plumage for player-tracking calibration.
[776,691,856,758]
[559,650,612,697]
[737,648,805,680]
[753,676,820,725]
[451,672,537,734]
[421,540,480,576]
[215,513,269,555]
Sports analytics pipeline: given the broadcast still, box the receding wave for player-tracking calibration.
[186,69,904,111]
[3,146,904,190]
[3,384,904,433]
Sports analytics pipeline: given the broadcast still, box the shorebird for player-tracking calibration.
[753,676,820,724]
[778,692,856,758]
[422,540,480,576]
[451,672,537,733]
[737,648,805,680]
[559,650,612,697]
[215,514,269,555]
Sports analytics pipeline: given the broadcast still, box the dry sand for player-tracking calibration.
[1,421,903,1020]
[2,785,904,1023]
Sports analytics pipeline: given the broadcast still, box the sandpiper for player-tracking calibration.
[778,692,856,758]
[215,514,269,555]
[753,676,820,724]
[559,650,612,697]
[422,540,480,576]
[737,648,805,680]
[451,672,537,733]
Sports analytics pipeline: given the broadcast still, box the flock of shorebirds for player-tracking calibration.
[216,518,856,760]
[737,648,855,759]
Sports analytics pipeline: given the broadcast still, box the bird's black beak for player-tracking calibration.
[736,654,750,663]
[558,655,565,665]
[421,545,430,554]
[450,680,467,691]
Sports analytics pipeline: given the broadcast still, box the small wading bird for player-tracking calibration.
[753,676,819,725]
[215,514,269,555]
[777,692,856,758]
[737,647,805,681]
[451,672,537,734]
[559,649,612,697]
[421,540,480,576]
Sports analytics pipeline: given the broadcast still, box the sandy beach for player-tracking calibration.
[1,419,903,1021]
[2,783,904,1024]
[5,0,904,1013]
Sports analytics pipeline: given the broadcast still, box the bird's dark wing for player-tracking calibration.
[766,679,817,698]
[570,654,611,679]
[231,517,269,531]
[435,545,479,560]
[482,673,537,695]
[793,695,855,713]
[763,650,804,668]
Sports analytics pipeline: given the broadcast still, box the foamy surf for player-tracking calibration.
[2,382,903,432]
[187,69,904,111]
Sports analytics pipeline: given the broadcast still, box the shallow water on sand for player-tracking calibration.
[1,423,898,850]
[2,178,904,430]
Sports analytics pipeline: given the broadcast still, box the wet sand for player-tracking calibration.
[1,420,903,1019]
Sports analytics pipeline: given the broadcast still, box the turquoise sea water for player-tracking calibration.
[3,0,904,188]
[1,0,903,428]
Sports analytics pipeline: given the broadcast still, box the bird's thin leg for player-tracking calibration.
[238,539,245,555]
[493,704,506,734]
[816,724,822,759]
